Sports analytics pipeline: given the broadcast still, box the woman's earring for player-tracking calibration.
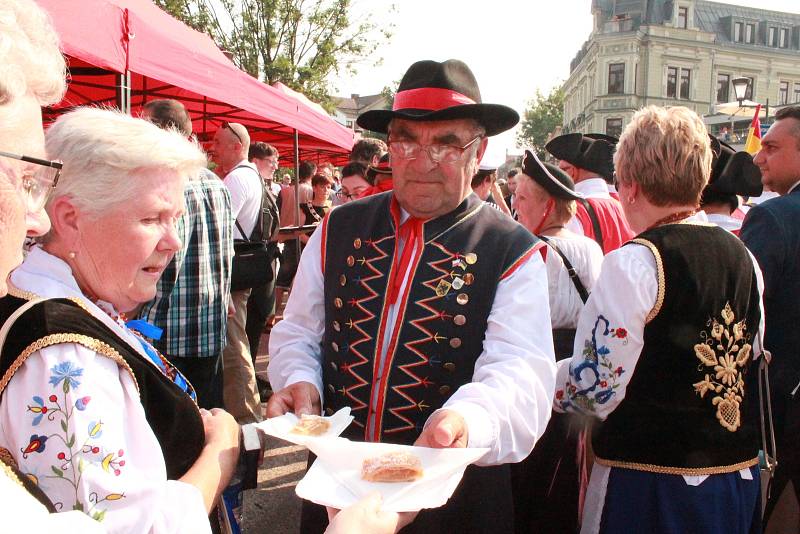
[68,251,76,259]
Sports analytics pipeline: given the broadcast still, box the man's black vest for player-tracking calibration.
[0,296,205,481]
[319,192,539,444]
[593,224,762,472]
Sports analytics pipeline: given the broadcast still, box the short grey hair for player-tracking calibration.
[45,107,207,218]
[0,0,66,106]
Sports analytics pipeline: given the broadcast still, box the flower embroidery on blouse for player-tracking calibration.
[23,361,125,521]
[557,315,628,412]
[692,302,752,432]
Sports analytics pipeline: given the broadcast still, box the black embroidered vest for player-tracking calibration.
[0,296,205,480]
[592,224,762,471]
[320,192,539,444]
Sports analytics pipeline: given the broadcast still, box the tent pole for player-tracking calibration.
[116,70,131,114]
[294,129,301,244]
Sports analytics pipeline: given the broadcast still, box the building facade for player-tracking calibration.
[563,0,800,138]
[334,93,388,133]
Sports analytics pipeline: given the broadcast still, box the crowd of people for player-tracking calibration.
[2,1,800,533]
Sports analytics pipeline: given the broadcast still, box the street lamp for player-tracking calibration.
[732,77,751,105]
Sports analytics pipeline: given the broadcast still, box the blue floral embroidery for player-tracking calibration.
[48,361,83,391]
[557,315,628,412]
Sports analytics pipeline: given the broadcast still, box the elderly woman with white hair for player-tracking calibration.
[0,107,240,533]
[553,106,767,533]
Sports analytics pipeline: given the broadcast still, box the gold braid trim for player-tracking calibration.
[0,334,140,397]
[0,447,17,468]
[595,455,758,476]
[0,457,25,489]
[6,282,39,302]
[630,238,665,323]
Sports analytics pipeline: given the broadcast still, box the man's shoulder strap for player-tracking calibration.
[578,197,604,250]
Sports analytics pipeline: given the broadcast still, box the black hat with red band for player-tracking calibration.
[357,59,519,136]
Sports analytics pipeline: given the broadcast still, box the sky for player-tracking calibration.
[332,0,800,162]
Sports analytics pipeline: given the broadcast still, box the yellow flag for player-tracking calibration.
[744,104,762,155]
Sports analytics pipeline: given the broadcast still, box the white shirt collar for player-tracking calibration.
[574,178,611,199]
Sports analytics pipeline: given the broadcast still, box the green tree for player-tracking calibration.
[154,0,394,111]
[516,85,565,156]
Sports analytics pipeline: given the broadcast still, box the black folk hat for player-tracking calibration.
[545,132,617,181]
[357,59,519,136]
[705,136,763,197]
[522,150,583,201]
[366,152,392,182]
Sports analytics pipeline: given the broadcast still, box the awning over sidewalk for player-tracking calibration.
[39,0,353,163]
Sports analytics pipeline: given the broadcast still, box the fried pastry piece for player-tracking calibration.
[361,451,424,482]
[290,414,331,436]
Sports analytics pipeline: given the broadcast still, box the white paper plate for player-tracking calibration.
[252,407,354,446]
[296,438,489,512]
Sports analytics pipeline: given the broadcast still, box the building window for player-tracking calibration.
[768,27,777,47]
[780,81,790,105]
[734,22,743,42]
[677,6,688,29]
[717,74,730,103]
[606,118,623,138]
[745,23,755,44]
[680,68,691,100]
[346,120,353,128]
[667,67,691,100]
[780,28,789,48]
[608,63,625,94]
[795,83,800,103]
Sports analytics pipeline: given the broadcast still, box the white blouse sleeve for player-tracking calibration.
[0,344,209,534]
[443,253,557,465]
[553,244,657,419]
[267,225,326,399]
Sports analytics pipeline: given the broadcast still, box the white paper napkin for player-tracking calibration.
[296,437,489,512]
[252,407,354,446]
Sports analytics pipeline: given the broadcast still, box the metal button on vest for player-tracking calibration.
[456,293,469,305]
[443,362,456,372]
[449,337,462,348]
[339,274,347,286]
[332,342,339,352]
[333,321,341,332]
[354,238,362,249]
[464,252,477,264]
[439,385,451,395]
[330,361,338,371]
[334,297,343,308]
[453,314,466,326]
[327,384,335,394]
[347,255,355,267]
[463,273,474,285]
[325,407,334,416]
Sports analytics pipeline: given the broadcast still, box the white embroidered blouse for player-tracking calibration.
[0,247,209,533]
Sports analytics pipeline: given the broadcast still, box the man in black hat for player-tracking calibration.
[267,59,556,532]
[699,138,762,236]
[546,132,634,253]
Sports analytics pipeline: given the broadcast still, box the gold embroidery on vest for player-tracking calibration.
[693,302,752,432]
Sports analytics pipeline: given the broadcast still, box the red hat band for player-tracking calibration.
[393,87,476,111]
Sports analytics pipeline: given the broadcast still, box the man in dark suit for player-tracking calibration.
[741,105,800,524]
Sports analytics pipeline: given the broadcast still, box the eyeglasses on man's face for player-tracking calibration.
[0,150,62,212]
[387,135,483,164]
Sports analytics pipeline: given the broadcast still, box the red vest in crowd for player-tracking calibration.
[575,197,634,254]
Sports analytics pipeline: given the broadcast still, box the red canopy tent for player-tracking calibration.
[38,0,353,165]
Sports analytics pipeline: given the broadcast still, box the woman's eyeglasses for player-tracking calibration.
[0,150,62,212]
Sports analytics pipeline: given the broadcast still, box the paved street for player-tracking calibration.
[243,331,305,533]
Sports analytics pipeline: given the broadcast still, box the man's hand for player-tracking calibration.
[414,409,468,449]
[265,381,321,418]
